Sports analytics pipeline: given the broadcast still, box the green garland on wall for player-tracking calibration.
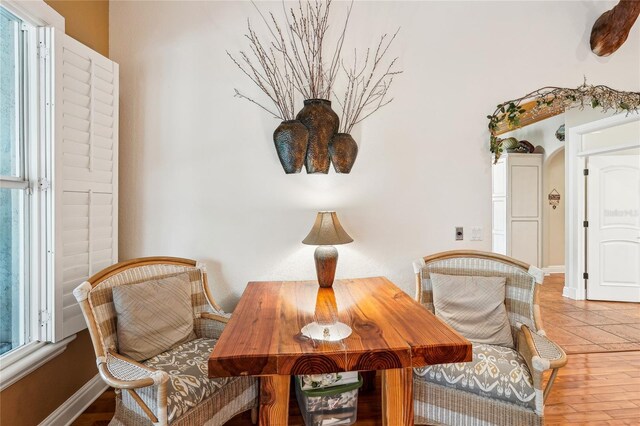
[488,81,640,163]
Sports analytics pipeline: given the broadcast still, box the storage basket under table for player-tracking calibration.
[295,374,363,426]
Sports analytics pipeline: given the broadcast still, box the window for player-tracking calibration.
[0,6,31,356]
[0,1,118,382]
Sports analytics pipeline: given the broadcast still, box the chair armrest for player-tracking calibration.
[518,325,567,371]
[196,311,231,339]
[201,311,231,323]
[97,350,168,390]
[518,325,567,405]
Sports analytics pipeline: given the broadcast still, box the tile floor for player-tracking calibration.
[540,275,640,354]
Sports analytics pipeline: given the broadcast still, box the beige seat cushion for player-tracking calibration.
[113,272,196,361]
[431,273,514,348]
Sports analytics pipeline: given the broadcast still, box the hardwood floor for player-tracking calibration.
[73,274,640,425]
[72,353,640,426]
[544,351,640,425]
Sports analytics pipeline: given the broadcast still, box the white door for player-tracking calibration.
[587,154,640,302]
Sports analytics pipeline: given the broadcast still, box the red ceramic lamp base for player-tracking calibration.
[314,245,338,288]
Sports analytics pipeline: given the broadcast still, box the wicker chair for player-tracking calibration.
[73,257,258,426]
[412,250,567,426]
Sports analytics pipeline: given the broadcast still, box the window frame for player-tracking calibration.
[0,0,72,391]
[1,4,35,358]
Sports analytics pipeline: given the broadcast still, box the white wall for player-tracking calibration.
[110,0,640,309]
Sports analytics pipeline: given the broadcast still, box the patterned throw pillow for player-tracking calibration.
[431,273,514,348]
[113,272,196,361]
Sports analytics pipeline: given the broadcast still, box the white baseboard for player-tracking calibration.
[562,285,585,300]
[562,285,576,299]
[39,373,108,426]
[543,265,565,275]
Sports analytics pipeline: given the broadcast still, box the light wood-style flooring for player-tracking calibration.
[73,275,640,425]
[544,351,640,425]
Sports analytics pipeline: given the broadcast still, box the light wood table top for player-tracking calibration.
[209,276,471,377]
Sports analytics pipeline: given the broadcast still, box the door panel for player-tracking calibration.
[587,155,640,302]
[511,221,539,267]
[511,166,539,218]
[601,242,638,285]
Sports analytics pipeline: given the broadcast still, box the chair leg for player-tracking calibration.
[544,368,560,402]
[251,406,258,424]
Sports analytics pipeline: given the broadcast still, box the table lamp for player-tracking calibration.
[302,211,353,288]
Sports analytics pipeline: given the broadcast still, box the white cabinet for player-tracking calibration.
[492,153,542,267]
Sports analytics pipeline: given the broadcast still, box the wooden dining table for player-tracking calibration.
[208,276,471,425]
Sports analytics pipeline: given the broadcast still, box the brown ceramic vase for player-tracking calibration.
[273,120,309,174]
[329,133,358,174]
[295,99,339,174]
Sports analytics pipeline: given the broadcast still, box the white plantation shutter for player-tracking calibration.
[51,28,119,341]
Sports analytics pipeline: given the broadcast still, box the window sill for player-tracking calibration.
[0,334,76,391]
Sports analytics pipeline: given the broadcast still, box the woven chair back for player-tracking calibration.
[86,259,212,355]
[417,252,540,340]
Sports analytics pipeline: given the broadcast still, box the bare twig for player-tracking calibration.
[335,29,402,134]
[233,89,281,118]
[229,0,399,126]
[281,0,353,99]
[228,12,297,120]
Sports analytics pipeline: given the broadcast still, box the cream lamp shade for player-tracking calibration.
[302,211,353,246]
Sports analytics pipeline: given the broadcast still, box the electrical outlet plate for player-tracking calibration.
[455,227,463,241]
[470,227,483,241]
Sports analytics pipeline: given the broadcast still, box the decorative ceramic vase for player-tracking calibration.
[296,99,339,174]
[502,137,519,151]
[329,133,358,174]
[273,120,309,174]
[555,124,566,142]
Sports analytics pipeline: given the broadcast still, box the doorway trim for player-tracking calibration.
[564,112,640,300]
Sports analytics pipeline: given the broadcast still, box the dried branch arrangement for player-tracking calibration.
[227,0,402,174]
[228,0,352,119]
[336,30,402,134]
[488,81,640,163]
[227,16,296,120]
[282,0,351,99]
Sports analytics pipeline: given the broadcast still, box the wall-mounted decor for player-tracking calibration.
[228,0,401,174]
[548,189,561,210]
[487,80,640,163]
[591,0,640,57]
[297,99,339,174]
[555,124,565,142]
[273,120,309,173]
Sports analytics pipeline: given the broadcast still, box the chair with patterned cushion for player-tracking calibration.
[73,257,258,426]
[412,250,567,426]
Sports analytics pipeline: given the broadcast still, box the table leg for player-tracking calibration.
[381,367,414,426]
[259,375,290,425]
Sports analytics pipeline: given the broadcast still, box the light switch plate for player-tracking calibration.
[455,227,464,241]
[470,227,483,241]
